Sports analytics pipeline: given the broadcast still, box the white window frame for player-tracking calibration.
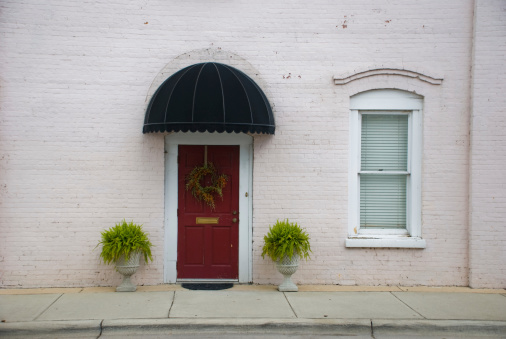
[347,89,425,248]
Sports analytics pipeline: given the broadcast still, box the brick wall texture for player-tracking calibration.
[0,0,504,288]
[469,0,506,288]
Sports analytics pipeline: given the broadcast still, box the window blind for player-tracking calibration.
[360,114,408,229]
[361,114,408,171]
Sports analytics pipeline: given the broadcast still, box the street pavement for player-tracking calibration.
[1,284,505,338]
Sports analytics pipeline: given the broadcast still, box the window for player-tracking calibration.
[347,89,425,248]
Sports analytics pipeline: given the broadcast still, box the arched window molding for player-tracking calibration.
[334,68,443,85]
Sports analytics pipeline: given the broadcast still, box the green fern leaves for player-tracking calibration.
[98,220,153,264]
[261,219,311,261]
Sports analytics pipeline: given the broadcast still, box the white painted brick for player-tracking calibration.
[0,0,503,288]
[468,0,506,288]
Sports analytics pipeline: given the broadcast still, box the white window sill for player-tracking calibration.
[345,237,426,249]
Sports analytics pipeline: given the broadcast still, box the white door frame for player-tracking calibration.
[164,132,253,283]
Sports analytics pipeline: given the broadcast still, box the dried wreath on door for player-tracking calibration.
[186,162,228,210]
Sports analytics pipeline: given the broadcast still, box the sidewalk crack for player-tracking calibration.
[96,319,104,339]
[33,293,64,321]
[283,292,298,318]
[390,292,426,319]
[168,291,176,318]
[370,319,376,339]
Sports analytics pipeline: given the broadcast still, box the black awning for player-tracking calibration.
[143,62,275,134]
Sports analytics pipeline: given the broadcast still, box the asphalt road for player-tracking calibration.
[99,334,506,339]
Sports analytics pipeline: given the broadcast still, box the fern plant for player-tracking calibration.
[261,219,311,261]
[97,220,153,264]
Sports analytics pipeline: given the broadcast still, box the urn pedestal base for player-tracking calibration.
[116,276,137,292]
[115,251,141,292]
[276,254,299,292]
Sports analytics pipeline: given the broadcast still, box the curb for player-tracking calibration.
[372,319,506,337]
[0,320,101,338]
[2,318,506,337]
[103,318,372,335]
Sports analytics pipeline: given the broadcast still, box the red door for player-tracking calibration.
[177,145,239,279]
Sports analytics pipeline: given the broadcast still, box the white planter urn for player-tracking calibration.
[115,251,141,292]
[276,254,300,292]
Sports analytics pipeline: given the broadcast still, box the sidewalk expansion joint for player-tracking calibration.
[33,293,64,321]
[389,291,426,319]
[283,292,298,318]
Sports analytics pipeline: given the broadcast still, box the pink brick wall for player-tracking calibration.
[0,0,502,288]
[469,0,506,288]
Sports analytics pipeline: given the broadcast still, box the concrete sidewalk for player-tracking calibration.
[1,285,506,338]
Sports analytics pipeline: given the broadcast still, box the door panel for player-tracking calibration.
[177,145,239,279]
[184,227,204,265]
[212,227,232,265]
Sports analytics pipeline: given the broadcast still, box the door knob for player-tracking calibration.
[232,218,237,223]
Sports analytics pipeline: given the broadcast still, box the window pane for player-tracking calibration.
[360,174,407,228]
[361,114,408,171]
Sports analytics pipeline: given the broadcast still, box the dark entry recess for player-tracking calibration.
[143,62,275,134]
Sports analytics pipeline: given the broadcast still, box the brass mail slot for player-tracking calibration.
[196,217,219,224]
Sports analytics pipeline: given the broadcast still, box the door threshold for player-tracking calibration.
[177,279,238,283]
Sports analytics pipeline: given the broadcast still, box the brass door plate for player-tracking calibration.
[196,217,219,224]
